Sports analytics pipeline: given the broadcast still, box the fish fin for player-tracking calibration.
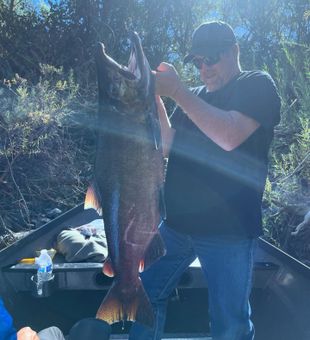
[96,280,154,327]
[103,257,115,277]
[138,260,144,273]
[84,183,102,216]
[96,282,121,325]
[143,232,166,271]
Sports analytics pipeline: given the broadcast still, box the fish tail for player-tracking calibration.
[96,280,154,327]
[84,182,102,216]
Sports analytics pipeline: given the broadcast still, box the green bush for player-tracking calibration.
[263,43,310,248]
[0,65,95,237]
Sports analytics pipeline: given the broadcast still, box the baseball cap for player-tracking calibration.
[184,21,237,64]
[68,318,111,340]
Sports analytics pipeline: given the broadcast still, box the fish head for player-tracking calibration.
[95,31,154,116]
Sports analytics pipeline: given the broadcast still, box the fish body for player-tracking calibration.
[85,32,165,327]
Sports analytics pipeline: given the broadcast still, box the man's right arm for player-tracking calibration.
[156,96,175,158]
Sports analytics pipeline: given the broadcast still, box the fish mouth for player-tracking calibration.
[96,43,137,81]
[95,31,152,107]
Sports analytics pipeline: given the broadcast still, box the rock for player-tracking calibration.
[25,223,36,229]
[14,231,33,240]
[46,208,62,219]
[38,217,52,226]
[0,233,17,250]
[291,210,310,235]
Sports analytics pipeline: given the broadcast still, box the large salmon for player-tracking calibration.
[85,32,166,327]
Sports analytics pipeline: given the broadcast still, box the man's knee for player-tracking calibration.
[37,326,65,340]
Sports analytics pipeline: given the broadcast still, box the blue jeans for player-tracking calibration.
[129,223,256,340]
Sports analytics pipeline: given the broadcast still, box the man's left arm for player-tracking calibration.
[172,88,260,151]
[17,327,39,340]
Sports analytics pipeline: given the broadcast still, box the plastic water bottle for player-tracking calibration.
[35,249,53,296]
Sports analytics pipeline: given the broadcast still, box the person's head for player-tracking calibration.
[184,21,241,92]
[68,318,111,340]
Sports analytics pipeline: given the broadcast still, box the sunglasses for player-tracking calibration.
[192,53,221,69]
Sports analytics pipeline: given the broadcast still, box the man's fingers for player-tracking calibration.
[157,62,172,72]
[17,327,40,340]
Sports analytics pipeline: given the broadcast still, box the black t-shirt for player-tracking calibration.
[164,70,281,238]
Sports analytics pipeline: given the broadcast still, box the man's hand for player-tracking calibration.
[17,327,39,340]
[154,62,185,100]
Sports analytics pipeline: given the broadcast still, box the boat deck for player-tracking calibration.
[111,336,211,339]
[1,204,310,340]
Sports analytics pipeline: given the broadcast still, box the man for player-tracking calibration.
[0,296,111,340]
[37,318,111,340]
[15,320,111,340]
[129,21,281,340]
[0,297,16,340]
[0,297,37,340]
